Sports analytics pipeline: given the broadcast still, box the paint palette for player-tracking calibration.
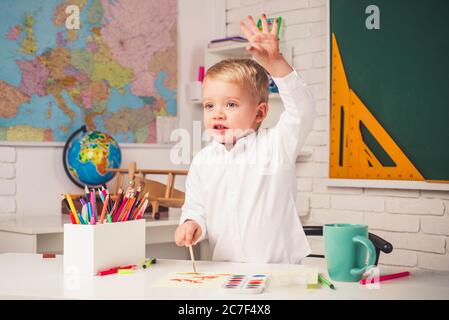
[221,274,269,294]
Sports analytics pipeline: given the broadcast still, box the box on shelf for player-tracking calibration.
[188,81,203,103]
[63,219,146,276]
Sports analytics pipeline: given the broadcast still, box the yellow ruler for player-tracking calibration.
[330,33,424,181]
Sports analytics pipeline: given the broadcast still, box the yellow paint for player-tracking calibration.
[330,33,425,181]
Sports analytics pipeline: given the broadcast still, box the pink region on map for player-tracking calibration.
[82,91,92,109]
[16,58,50,97]
[131,71,156,99]
[100,0,176,96]
[7,25,21,40]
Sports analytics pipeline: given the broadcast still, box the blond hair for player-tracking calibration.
[204,58,269,104]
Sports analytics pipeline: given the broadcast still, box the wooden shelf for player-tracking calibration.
[207,42,250,56]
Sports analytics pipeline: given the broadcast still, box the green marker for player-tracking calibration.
[118,268,134,275]
[106,213,112,223]
[142,258,157,269]
[318,274,336,290]
[256,16,282,38]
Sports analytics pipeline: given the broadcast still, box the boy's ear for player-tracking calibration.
[255,102,268,122]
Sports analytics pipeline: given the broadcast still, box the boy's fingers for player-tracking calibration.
[261,14,269,33]
[192,228,201,244]
[174,227,185,246]
[239,21,253,39]
[246,15,259,34]
[271,17,279,35]
[175,233,185,246]
[185,229,194,246]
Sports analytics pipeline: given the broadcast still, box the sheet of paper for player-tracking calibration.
[152,272,233,288]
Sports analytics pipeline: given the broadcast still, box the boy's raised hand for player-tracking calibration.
[240,14,293,78]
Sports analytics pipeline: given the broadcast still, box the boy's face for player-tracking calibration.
[202,78,267,144]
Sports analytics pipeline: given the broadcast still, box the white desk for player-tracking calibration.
[0,253,448,300]
[0,210,211,260]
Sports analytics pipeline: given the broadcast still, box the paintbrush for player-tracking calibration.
[188,245,197,273]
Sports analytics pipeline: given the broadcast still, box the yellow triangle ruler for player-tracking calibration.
[330,33,424,181]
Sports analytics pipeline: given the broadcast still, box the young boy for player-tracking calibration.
[174,15,317,263]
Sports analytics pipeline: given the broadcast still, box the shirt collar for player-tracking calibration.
[210,129,258,154]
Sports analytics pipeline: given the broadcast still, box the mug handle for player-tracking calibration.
[350,235,377,276]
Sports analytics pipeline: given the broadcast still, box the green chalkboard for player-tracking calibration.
[330,0,449,181]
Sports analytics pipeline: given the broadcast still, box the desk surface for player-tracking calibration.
[0,253,448,300]
[0,209,181,234]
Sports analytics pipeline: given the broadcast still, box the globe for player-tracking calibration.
[63,126,122,188]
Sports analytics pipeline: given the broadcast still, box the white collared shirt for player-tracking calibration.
[180,70,317,264]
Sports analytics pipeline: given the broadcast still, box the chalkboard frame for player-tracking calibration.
[326,0,449,191]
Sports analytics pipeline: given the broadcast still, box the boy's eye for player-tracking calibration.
[226,102,238,108]
[204,103,214,110]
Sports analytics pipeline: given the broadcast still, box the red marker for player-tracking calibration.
[360,271,410,285]
[97,264,136,276]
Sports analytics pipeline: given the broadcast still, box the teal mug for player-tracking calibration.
[323,224,376,282]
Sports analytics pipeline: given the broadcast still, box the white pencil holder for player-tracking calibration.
[63,219,146,276]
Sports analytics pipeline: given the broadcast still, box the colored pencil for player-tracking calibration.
[98,188,105,203]
[109,188,123,217]
[131,192,149,219]
[87,202,93,221]
[90,190,97,222]
[113,195,129,222]
[120,197,135,221]
[128,185,141,218]
[105,188,113,213]
[65,194,80,224]
[99,194,109,224]
[82,204,88,224]
[360,271,410,285]
[77,212,86,224]
[135,199,149,220]
[84,185,90,203]
[61,194,76,224]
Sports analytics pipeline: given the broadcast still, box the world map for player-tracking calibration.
[0,0,177,143]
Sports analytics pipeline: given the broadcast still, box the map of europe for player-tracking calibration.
[0,0,177,143]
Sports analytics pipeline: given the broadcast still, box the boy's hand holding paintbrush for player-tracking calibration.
[175,220,201,273]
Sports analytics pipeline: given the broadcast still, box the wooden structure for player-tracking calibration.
[107,162,188,219]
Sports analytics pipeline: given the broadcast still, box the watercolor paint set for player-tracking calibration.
[221,274,269,294]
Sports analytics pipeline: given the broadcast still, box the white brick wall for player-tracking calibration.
[0,180,15,196]
[0,147,16,163]
[0,147,16,214]
[225,0,449,271]
[0,163,15,179]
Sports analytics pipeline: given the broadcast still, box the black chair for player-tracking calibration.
[303,226,393,265]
